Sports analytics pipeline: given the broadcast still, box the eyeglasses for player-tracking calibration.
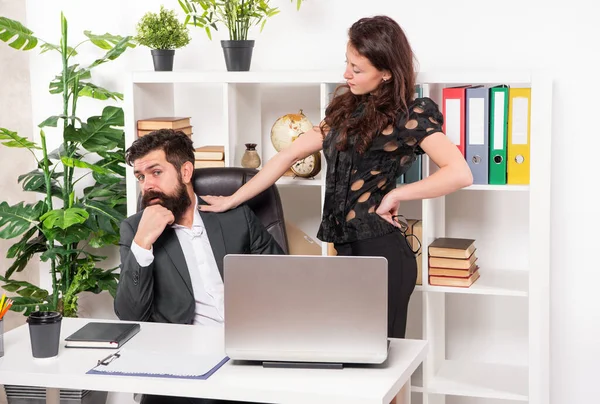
[392,214,422,255]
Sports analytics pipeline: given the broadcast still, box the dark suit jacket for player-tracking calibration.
[114,202,284,324]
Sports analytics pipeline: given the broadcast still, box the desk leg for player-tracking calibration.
[391,382,411,404]
[46,387,59,404]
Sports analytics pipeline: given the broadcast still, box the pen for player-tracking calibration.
[0,299,12,320]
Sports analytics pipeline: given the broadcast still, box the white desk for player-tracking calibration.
[0,318,427,404]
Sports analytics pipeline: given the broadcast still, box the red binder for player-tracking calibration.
[442,86,470,156]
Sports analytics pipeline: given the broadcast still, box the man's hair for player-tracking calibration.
[125,129,195,171]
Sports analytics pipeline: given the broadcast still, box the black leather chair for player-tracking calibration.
[192,167,289,254]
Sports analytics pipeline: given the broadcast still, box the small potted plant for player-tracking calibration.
[135,5,191,71]
[179,0,304,71]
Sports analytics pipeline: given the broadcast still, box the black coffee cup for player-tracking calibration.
[27,311,62,358]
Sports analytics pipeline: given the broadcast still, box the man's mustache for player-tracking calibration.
[142,190,167,205]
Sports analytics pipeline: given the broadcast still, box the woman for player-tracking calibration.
[200,15,473,339]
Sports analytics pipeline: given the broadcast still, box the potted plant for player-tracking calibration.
[135,5,191,71]
[0,12,133,403]
[179,0,305,71]
[0,12,133,316]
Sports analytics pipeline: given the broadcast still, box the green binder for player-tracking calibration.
[489,85,509,184]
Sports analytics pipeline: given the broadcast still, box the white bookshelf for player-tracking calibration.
[123,70,551,404]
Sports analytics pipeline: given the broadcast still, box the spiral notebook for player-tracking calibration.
[86,349,229,380]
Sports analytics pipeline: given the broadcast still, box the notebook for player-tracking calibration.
[65,322,141,349]
[86,349,229,380]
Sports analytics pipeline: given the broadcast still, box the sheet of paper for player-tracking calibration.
[92,349,228,377]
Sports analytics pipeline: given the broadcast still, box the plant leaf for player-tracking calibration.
[18,169,63,197]
[61,157,112,176]
[83,31,134,50]
[4,230,45,278]
[0,127,40,149]
[88,36,136,69]
[78,83,123,101]
[83,200,126,225]
[0,201,45,240]
[68,106,124,152]
[39,207,89,230]
[0,16,38,50]
[44,224,90,245]
[39,42,77,56]
[49,64,91,95]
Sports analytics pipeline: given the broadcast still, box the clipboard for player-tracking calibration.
[86,349,230,380]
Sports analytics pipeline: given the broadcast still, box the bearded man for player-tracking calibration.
[114,129,284,326]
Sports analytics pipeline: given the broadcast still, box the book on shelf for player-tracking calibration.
[195,160,225,168]
[429,262,478,277]
[138,125,193,137]
[428,251,477,270]
[137,117,191,130]
[194,145,225,161]
[428,237,476,259]
[427,237,480,288]
[429,268,480,287]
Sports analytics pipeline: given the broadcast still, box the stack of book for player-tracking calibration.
[194,145,225,168]
[137,117,193,138]
[427,237,479,287]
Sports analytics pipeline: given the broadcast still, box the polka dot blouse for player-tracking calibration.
[316,97,444,244]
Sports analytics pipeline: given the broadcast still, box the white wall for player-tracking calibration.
[2,0,598,403]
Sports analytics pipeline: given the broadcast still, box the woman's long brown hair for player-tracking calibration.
[321,16,416,154]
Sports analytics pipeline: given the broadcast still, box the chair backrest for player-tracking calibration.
[192,167,289,254]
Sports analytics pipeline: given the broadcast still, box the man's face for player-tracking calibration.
[134,149,191,222]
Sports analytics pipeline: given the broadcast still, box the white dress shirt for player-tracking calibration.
[130,200,225,326]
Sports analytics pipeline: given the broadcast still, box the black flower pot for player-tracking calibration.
[221,40,254,71]
[151,49,175,71]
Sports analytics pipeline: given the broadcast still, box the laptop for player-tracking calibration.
[223,254,389,366]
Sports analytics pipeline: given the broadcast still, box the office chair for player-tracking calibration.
[192,167,289,254]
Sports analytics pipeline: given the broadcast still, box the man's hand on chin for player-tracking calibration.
[134,205,175,250]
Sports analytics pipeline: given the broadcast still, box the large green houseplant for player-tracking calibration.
[179,0,305,71]
[0,13,135,318]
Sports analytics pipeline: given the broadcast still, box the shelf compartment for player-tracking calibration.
[426,269,528,297]
[427,360,528,401]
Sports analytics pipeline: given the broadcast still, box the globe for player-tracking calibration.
[270,110,314,152]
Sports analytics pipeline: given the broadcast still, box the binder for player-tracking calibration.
[488,85,509,184]
[507,88,531,184]
[404,156,421,183]
[442,86,469,156]
[465,86,489,184]
[87,349,229,380]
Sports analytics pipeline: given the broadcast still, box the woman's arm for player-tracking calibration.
[200,126,326,212]
[376,132,473,225]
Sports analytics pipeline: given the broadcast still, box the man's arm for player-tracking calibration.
[114,219,155,321]
[242,205,285,255]
[114,205,175,321]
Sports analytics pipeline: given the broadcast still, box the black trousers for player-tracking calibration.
[334,230,417,339]
[141,395,261,404]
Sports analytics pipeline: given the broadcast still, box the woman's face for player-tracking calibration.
[343,42,390,95]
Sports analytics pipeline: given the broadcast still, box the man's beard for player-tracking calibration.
[141,180,192,223]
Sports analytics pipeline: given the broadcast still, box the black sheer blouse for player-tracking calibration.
[317,97,444,244]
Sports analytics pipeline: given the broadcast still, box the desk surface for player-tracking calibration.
[0,318,427,404]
